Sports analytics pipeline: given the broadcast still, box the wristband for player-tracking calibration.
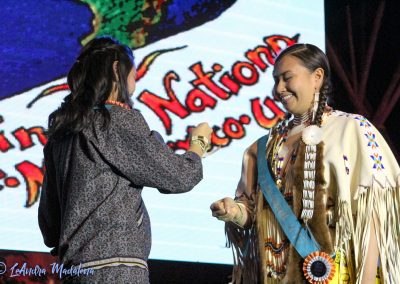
[191,135,211,151]
[190,139,207,153]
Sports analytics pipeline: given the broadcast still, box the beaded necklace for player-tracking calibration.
[271,111,312,190]
[104,100,132,110]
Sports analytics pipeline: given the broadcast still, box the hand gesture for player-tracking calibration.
[191,122,212,142]
[210,197,240,222]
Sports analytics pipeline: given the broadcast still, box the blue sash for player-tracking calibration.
[257,134,319,258]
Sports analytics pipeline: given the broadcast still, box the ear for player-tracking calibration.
[313,67,324,90]
[113,61,119,81]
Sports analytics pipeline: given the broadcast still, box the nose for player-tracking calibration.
[276,79,286,95]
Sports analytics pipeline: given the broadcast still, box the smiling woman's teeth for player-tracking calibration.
[281,94,293,102]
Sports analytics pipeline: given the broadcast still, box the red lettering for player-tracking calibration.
[0,131,14,152]
[0,169,5,179]
[223,117,246,139]
[264,98,286,120]
[190,62,231,100]
[212,64,222,72]
[166,115,252,153]
[166,126,193,152]
[174,139,190,151]
[31,127,48,145]
[245,46,275,71]
[211,127,231,147]
[138,71,189,135]
[0,169,4,190]
[231,62,259,86]
[12,127,47,150]
[219,72,241,94]
[135,33,297,137]
[185,89,217,112]
[264,34,300,59]
[15,161,44,207]
[5,177,20,187]
[251,97,286,128]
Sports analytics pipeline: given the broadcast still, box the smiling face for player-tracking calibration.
[273,55,324,115]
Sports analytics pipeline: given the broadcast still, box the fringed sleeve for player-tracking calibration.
[225,141,263,283]
[328,113,400,283]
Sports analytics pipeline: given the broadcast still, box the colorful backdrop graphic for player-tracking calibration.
[0,0,325,265]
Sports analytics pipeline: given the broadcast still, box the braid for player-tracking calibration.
[313,80,331,126]
[313,93,326,126]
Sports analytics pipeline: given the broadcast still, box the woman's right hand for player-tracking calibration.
[191,122,212,142]
[210,197,240,222]
[188,123,213,157]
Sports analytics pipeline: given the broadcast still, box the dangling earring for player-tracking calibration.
[311,91,320,123]
[300,90,323,224]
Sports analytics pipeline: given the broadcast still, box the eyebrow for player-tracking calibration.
[272,70,292,78]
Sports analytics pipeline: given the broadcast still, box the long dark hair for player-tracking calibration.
[47,36,135,139]
[274,43,332,127]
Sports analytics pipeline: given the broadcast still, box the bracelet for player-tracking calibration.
[190,139,207,153]
[191,135,211,151]
[191,135,209,145]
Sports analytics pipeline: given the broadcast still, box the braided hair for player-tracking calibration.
[274,44,333,127]
[47,36,135,139]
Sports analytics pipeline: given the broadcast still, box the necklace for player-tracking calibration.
[271,126,288,189]
[104,100,132,110]
[292,111,311,127]
[272,111,310,189]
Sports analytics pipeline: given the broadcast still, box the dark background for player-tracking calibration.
[325,0,400,160]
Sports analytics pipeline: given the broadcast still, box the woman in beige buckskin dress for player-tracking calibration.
[211,43,399,283]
